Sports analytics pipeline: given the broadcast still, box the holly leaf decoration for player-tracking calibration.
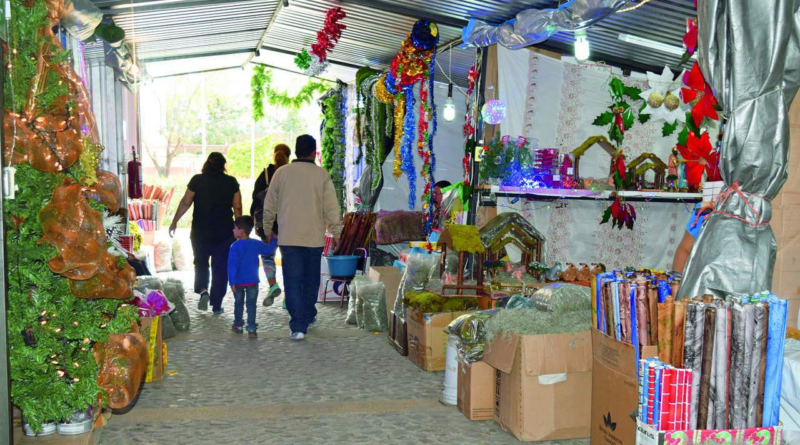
[593,111,614,126]
[638,102,651,124]
[610,78,626,99]
[623,108,635,130]
[663,121,679,137]
[600,207,612,225]
[609,124,624,146]
[685,112,700,135]
[677,124,690,146]
[624,85,642,100]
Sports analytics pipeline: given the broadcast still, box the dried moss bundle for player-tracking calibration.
[405,291,480,314]
[447,225,484,254]
[485,308,592,341]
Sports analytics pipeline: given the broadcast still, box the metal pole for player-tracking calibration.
[0,40,15,445]
[466,47,488,226]
[200,73,207,159]
[250,120,255,180]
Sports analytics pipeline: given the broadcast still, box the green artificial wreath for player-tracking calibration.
[251,65,330,121]
[3,0,138,431]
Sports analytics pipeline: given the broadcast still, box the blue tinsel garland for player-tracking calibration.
[424,51,438,235]
[401,85,417,209]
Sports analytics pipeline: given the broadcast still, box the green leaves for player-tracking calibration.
[638,102,651,124]
[624,85,642,100]
[600,207,612,225]
[609,77,626,100]
[251,65,331,122]
[622,108,635,130]
[663,121,679,137]
[593,111,614,126]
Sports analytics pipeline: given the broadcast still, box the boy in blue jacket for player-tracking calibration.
[228,216,278,337]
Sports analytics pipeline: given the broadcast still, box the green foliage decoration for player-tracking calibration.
[3,0,138,431]
[320,86,347,213]
[404,291,480,315]
[251,65,330,121]
[592,78,647,147]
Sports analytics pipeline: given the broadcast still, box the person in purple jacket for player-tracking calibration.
[228,216,278,338]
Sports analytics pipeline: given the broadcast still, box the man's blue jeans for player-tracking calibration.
[280,246,323,334]
[233,285,259,332]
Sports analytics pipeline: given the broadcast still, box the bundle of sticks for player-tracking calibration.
[333,212,376,256]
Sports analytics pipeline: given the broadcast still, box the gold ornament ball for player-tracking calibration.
[647,92,664,109]
[664,92,680,111]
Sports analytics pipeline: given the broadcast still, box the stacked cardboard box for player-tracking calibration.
[457,361,495,421]
[406,311,469,371]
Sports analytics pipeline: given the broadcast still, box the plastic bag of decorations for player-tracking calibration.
[350,276,372,328]
[446,310,498,363]
[359,281,388,332]
[393,252,442,323]
[135,276,163,294]
[163,279,190,331]
[530,283,592,313]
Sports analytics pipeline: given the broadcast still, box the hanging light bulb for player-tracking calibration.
[574,30,590,62]
[443,83,456,122]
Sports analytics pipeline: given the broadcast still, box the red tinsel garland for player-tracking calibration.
[310,7,347,62]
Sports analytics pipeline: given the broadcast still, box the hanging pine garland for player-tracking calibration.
[320,84,347,213]
[251,65,331,120]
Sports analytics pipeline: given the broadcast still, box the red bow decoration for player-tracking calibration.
[677,131,722,188]
[310,7,347,62]
[682,62,719,127]
[683,18,698,57]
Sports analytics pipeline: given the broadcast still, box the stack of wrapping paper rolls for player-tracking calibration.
[596,271,788,431]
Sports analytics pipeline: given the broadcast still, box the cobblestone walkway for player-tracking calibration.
[99,272,589,445]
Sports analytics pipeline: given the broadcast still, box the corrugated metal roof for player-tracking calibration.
[93,0,280,61]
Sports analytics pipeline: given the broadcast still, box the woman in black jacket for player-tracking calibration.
[250,143,291,306]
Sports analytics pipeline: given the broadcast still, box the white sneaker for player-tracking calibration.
[290,332,305,341]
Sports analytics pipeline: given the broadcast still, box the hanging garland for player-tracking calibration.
[250,65,331,120]
[381,20,439,224]
[293,7,347,77]
[320,84,347,213]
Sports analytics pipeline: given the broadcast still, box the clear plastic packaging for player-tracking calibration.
[161,314,177,339]
[530,283,591,313]
[394,253,441,323]
[350,277,372,327]
[446,310,498,363]
[135,276,163,294]
[162,279,190,331]
[505,294,534,309]
[359,281,388,332]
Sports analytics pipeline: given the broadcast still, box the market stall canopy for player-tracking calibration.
[91,0,697,86]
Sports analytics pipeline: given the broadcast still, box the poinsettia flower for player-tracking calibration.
[640,66,686,124]
[682,62,719,127]
[676,131,722,187]
[683,18,698,56]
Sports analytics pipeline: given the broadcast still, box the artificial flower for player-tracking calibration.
[676,131,721,188]
[682,62,719,127]
[640,66,686,124]
[683,18,698,57]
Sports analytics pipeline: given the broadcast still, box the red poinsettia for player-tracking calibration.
[683,18,698,57]
[602,195,637,230]
[682,62,719,127]
[676,131,722,188]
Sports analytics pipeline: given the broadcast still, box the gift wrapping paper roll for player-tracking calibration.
[741,303,756,427]
[636,283,649,347]
[659,367,674,430]
[670,279,680,299]
[648,286,659,346]
[729,302,746,429]
[763,297,787,427]
[746,303,765,428]
[712,301,730,429]
[755,303,769,428]
[688,302,705,430]
[647,363,657,424]
[613,281,622,341]
[658,297,675,364]
[621,281,632,343]
[605,283,615,340]
[672,300,686,367]
[697,305,716,430]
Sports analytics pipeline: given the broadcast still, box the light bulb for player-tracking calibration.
[574,30,590,62]
[443,83,456,122]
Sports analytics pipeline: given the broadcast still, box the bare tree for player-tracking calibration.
[146,84,201,178]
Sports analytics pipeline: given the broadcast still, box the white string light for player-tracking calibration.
[619,0,657,13]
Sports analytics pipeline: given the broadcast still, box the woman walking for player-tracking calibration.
[251,143,291,306]
[170,152,242,313]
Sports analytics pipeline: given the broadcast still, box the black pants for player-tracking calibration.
[191,236,234,311]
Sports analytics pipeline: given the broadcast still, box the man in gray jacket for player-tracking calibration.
[263,135,342,341]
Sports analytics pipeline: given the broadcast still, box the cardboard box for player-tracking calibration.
[139,316,164,383]
[484,330,592,442]
[591,329,648,445]
[635,419,783,445]
[406,311,469,371]
[369,266,402,322]
[457,361,496,421]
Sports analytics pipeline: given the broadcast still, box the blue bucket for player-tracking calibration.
[325,255,359,278]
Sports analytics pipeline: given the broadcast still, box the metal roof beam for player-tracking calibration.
[339,0,468,29]
[137,48,255,62]
[243,0,285,66]
[260,45,365,70]
[100,0,246,16]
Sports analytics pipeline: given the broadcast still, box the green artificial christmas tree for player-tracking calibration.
[3,0,137,431]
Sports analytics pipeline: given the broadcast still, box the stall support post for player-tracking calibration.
[466,46,489,226]
[0,41,14,445]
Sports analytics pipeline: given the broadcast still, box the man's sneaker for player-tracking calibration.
[263,284,281,307]
[232,325,243,334]
[198,291,210,311]
[248,331,258,339]
[212,308,224,315]
[290,332,305,341]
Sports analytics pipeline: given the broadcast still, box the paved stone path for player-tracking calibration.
[99,272,590,445]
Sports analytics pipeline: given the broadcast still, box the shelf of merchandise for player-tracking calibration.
[487,186,703,202]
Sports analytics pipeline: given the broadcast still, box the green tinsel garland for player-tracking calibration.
[3,0,138,431]
[320,86,347,213]
[250,64,331,121]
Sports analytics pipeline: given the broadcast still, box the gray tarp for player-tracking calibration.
[679,0,800,299]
